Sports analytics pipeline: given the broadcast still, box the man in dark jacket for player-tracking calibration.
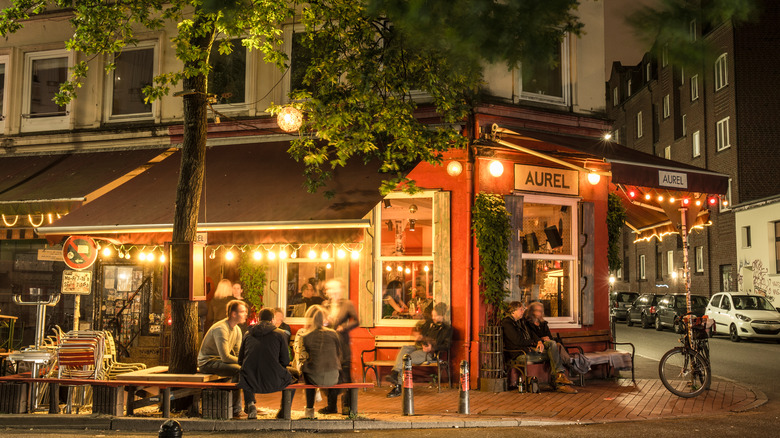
[386,302,453,398]
[238,308,293,419]
[502,301,535,389]
[522,302,577,394]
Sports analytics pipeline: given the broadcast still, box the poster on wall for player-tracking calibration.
[62,270,93,295]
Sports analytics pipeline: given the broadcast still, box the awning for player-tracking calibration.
[0,148,172,218]
[38,142,388,245]
[493,128,730,194]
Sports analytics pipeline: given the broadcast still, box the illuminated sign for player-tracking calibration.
[514,165,579,196]
[658,170,688,189]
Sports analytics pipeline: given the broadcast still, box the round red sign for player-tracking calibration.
[62,236,98,271]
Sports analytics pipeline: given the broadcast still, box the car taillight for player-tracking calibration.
[649,306,656,314]
[614,301,619,308]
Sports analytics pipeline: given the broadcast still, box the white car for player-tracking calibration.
[705,292,780,342]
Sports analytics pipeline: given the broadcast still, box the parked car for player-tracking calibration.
[610,291,639,321]
[705,292,780,342]
[626,293,665,329]
[654,293,708,333]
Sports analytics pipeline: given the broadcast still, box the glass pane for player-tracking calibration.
[284,260,333,317]
[380,197,433,257]
[209,39,246,104]
[380,260,434,320]
[112,48,154,115]
[518,259,571,317]
[521,202,572,255]
[521,46,563,98]
[30,57,68,117]
[0,63,5,116]
[290,32,314,93]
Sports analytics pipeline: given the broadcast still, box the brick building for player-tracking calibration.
[606,2,780,298]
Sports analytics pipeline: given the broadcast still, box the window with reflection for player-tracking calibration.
[29,57,68,117]
[111,48,154,116]
[209,39,246,105]
[283,259,334,317]
[520,203,572,256]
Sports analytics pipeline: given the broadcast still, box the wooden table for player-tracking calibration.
[116,365,221,382]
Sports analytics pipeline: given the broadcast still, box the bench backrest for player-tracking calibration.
[374,335,417,348]
[556,329,612,349]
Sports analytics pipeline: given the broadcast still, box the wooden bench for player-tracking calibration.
[361,335,451,391]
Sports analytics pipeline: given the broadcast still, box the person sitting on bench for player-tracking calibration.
[522,302,577,394]
[300,305,342,419]
[385,302,452,398]
[238,308,294,419]
[198,299,248,418]
[501,300,531,390]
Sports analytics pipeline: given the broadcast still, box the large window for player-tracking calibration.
[109,46,155,119]
[22,50,71,131]
[716,117,730,151]
[376,194,435,323]
[289,31,315,94]
[283,258,335,317]
[714,53,728,91]
[519,39,569,105]
[209,39,247,105]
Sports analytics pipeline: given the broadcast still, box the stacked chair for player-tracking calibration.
[57,330,106,413]
[102,330,146,379]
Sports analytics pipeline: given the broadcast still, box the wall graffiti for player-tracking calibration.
[738,259,780,304]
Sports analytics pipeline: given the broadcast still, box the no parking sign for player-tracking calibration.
[62,235,98,271]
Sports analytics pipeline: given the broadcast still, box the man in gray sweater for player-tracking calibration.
[198,299,247,418]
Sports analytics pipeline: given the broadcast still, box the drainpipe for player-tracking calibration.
[465,112,478,368]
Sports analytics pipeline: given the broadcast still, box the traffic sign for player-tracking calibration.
[62,235,98,271]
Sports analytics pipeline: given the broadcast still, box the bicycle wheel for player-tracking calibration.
[658,347,711,398]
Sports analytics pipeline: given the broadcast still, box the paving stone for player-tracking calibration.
[215,419,291,431]
[291,419,355,430]
[354,419,413,429]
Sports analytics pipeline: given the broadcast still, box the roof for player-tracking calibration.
[38,142,388,243]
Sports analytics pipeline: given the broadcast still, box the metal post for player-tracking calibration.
[281,389,293,420]
[458,360,470,414]
[402,354,414,416]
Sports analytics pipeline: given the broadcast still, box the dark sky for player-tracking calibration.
[603,0,658,76]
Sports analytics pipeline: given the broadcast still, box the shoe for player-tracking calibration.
[384,370,399,384]
[318,406,338,415]
[556,385,578,394]
[386,385,402,398]
[555,372,574,386]
[246,403,257,419]
[304,407,315,419]
[233,411,248,419]
[275,409,285,419]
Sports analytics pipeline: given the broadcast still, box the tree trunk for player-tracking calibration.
[169,30,210,375]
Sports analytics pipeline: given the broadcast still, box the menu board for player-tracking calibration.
[62,270,93,295]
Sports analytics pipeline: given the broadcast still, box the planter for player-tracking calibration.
[478,325,506,392]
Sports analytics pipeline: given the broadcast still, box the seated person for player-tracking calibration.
[521,302,577,394]
[301,283,324,308]
[238,308,293,419]
[385,302,452,398]
[273,307,292,336]
[300,305,343,419]
[382,280,408,318]
[501,301,532,389]
[198,299,248,418]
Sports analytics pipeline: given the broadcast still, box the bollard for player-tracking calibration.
[458,360,470,414]
[402,354,414,416]
[158,419,182,438]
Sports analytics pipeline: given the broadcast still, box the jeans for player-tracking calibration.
[525,340,567,375]
[391,345,430,385]
[199,361,245,414]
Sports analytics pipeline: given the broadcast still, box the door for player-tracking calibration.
[658,296,673,326]
[712,295,732,330]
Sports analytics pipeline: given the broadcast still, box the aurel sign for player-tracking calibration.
[658,170,688,189]
[514,165,579,196]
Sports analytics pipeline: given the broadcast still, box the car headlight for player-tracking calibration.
[735,313,752,322]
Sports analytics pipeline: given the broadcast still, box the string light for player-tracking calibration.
[657,195,664,202]
[225,250,235,261]
[209,250,216,260]
[669,197,675,203]
[396,265,403,272]
[351,250,360,260]
[102,247,112,257]
[253,251,263,260]
[644,194,651,201]
[279,249,289,259]
[1,214,19,227]
[337,249,346,259]
[308,250,317,260]
[267,251,276,260]
[326,263,332,269]
[159,253,166,263]
[423,265,430,272]
[27,214,44,227]
[386,265,392,272]
[405,267,411,274]
[321,251,329,260]
[628,190,636,198]
[138,252,147,261]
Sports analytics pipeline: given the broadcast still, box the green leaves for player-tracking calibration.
[472,193,512,324]
[607,193,627,273]
[238,252,267,313]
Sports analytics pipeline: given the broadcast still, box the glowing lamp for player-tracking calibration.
[722,200,729,207]
[102,247,112,257]
[279,249,289,259]
[159,254,166,263]
[695,200,702,206]
[587,172,601,185]
[277,106,303,132]
[682,198,690,205]
[326,263,332,269]
[308,250,317,260]
[603,132,613,141]
[405,267,411,274]
[488,160,504,177]
[628,190,636,198]
[351,250,360,260]
[225,250,235,261]
[609,275,616,285]
[423,265,430,272]
[708,197,718,206]
[446,161,463,176]
[386,265,392,272]
[138,252,147,261]
[337,249,346,259]
[268,251,276,260]
[321,251,329,260]
[253,251,263,260]
[644,193,651,201]
[669,197,676,203]
[671,271,679,279]
[396,265,403,272]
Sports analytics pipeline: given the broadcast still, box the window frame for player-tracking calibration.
[682,114,687,136]
[612,87,618,106]
[636,111,643,138]
[627,79,632,97]
[692,130,701,157]
[277,253,337,325]
[21,48,74,132]
[695,246,704,273]
[517,36,571,106]
[104,40,159,123]
[742,226,752,248]
[689,19,697,41]
[0,55,9,134]
[639,254,646,280]
[691,75,699,101]
[716,117,730,151]
[374,190,437,327]
[720,178,732,213]
[715,53,728,91]
[646,62,652,81]
[662,94,670,119]
[664,145,671,160]
[667,250,674,276]
[209,37,255,114]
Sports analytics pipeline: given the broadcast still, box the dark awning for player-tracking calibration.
[0,148,172,217]
[38,142,388,244]
[495,129,730,195]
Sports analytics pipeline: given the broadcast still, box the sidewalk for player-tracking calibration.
[0,378,766,432]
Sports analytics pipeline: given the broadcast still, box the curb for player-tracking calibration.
[733,386,769,413]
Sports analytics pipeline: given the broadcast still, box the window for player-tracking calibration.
[720,265,733,292]
[692,130,701,157]
[283,257,336,317]
[715,53,728,91]
[108,45,155,119]
[695,246,704,273]
[636,111,643,138]
[775,222,780,273]
[289,31,315,94]
[663,94,670,118]
[681,67,685,85]
[720,178,732,212]
[639,254,646,280]
[646,62,652,81]
[664,145,671,159]
[614,128,620,145]
[691,75,699,100]
[0,56,7,132]
[613,87,619,106]
[716,117,730,151]
[376,194,435,323]
[22,49,72,131]
[519,38,569,104]
[682,114,687,136]
[627,79,632,97]
[209,38,247,105]
[690,19,697,41]
[742,226,752,248]
[662,44,669,67]
[667,250,674,276]
[719,294,731,310]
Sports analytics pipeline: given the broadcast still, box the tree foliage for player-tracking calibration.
[238,252,267,314]
[472,193,512,326]
[607,193,627,273]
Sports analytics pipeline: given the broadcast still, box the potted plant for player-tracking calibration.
[238,252,267,321]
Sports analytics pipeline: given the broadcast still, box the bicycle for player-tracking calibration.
[658,312,712,398]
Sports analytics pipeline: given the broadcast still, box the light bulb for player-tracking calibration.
[351,250,360,260]
[669,197,676,203]
[225,251,235,261]
[603,132,612,141]
[337,249,346,259]
[405,267,411,274]
[159,254,166,263]
[609,275,616,284]
[253,251,262,261]
[209,251,216,260]
[587,172,601,185]
[268,251,276,260]
[279,249,289,259]
[102,247,112,257]
[644,194,651,200]
[321,251,329,260]
[657,196,664,202]
[326,263,332,269]
[138,252,146,261]
[488,160,504,177]
[695,200,702,206]
[308,250,317,260]
[386,265,392,272]
[397,265,403,272]
[423,265,430,272]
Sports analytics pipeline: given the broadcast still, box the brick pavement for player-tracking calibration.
[250,378,761,424]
